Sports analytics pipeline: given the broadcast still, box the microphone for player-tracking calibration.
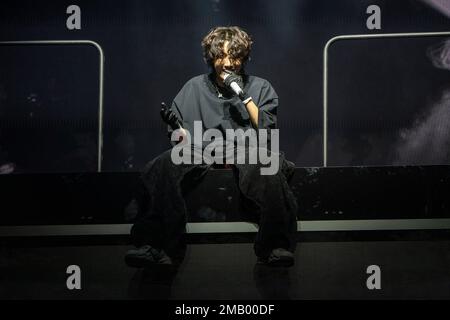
[223,72,251,103]
[223,72,244,97]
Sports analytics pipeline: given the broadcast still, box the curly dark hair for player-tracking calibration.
[201,26,253,70]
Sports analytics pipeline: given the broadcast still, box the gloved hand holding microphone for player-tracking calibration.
[160,102,182,130]
[222,71,253,105]
[160,102,187,143]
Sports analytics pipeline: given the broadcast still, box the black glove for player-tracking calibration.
[223,72,251,102]
[223,72,243,88]
[160,102,181,130]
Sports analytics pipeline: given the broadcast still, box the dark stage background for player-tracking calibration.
[0,0,449,173]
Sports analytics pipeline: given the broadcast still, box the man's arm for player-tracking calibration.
[243,99,259,128]
[223,73,278,130]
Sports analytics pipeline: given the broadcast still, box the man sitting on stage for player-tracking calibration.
[125,26,298,268]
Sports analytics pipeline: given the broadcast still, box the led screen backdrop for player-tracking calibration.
[0,44,99,173]
[0,0,449,173]
[327,36,450,166]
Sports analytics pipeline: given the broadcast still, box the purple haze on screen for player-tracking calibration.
[422,0,450,18]
[393,38,450,165]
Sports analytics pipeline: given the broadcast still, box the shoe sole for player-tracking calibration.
[124,255,149,268]
[125,255,172,268]
[267,256,294,267]
[257,256,294,267]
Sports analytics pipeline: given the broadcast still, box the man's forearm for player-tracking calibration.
[244,99,259,128]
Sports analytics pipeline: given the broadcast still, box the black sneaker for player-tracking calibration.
[125,245,172,268]
[257,248,294,267]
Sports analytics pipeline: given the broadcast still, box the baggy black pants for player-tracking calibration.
[130,147,298,260]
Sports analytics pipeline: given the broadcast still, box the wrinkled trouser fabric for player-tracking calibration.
[130,146,298,260]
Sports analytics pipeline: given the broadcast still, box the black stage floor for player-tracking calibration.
[2,237,450,300]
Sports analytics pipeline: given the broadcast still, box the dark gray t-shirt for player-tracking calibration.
[168,73,278,147]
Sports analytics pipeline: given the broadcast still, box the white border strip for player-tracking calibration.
[1,219,450,236]
[0,40,105,172]
[323,31,450,167]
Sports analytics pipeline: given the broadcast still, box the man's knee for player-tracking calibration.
[142,149,175,172]
[156,149,174,164]
[241,163,284,181]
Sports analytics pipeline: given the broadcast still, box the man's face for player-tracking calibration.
[213,41,242,81]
